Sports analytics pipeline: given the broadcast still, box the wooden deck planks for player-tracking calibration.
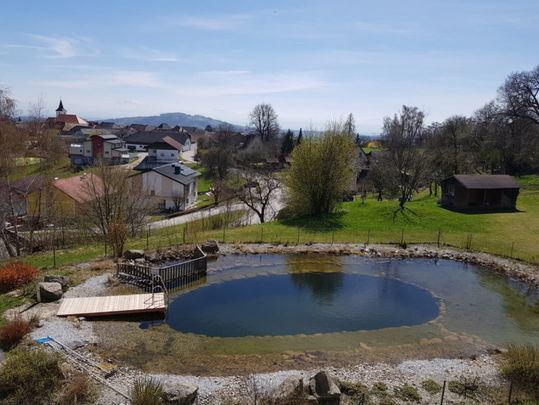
[57,293,166,317]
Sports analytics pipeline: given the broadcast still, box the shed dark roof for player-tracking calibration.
[448,175,520,189]
[124,131,190,146]
[152,163,200,185]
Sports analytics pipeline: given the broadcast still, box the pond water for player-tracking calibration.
[162,255,539,345]
[166,273,439,337]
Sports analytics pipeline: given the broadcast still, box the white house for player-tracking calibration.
[140,163,200,211]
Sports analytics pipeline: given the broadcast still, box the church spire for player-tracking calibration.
[56,99,66,117]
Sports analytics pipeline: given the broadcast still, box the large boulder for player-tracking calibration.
[269,376,308,403]
[124,249,145,260]
[309,371,341,404]
[37,282,63,303]
[161,380,198,404]
[201,240,219,254]
[44,275,69,291]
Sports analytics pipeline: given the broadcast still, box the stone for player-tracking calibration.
[75,262,91,271]
[124,249,145,260]
[5,289,23,298]
[161,380,198,404]
[269,376,305,402]
[44,275,69,290]
[201,240,219,254]
[309,371,341,404]
[37,282,63,302]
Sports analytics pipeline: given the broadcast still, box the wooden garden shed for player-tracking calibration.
[440,175,520,211]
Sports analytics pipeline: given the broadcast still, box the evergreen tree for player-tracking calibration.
[344,113,356,136]
[281,129,295,155]
[296,128,303,145]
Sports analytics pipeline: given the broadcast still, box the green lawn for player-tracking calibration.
[8,176,539,268]
[184,162,215,208]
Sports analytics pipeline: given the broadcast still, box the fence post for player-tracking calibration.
[182,226,186,244]
[510,242,514,258]
[508,381,513,404]
[437,229,442,248]
[261,223,264,243]
[440,380,446,405]
[222,222,226,243]
[297,227,300,244]
[331,230,335,245]
[146,225,150,250]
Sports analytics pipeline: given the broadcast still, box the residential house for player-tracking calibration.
[124,130,192,152]
[0,177,45,217]
[28,173,104,219]
[134,136,184,171]
[440,175,520,211]
[69,134,130,166]
[133,163,200,211]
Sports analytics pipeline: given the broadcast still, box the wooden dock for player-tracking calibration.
[57,293,166,317]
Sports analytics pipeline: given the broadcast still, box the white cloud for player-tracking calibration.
[1,35,100,59]
[35,70,164,89]
[120,47,180,63]
[167,14,252,30]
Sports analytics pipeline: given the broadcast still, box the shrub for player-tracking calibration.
[500,344,539,400]
[0,316,32,350]
[0,348,63,404]
[421,379,442,395]
[371,381,389,397]
[130,377,164,405]
[339,381,370,401]
[59,373,96,404]
[448,377,479,398]
[0,262,38,292]
[394,384,421,403]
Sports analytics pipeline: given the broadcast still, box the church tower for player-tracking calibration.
[56,99,67,117]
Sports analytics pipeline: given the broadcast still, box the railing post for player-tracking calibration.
[440,380,446,404]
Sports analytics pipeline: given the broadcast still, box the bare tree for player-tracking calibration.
[499,65,539,125]
[344,113,356,136]
[230,170,280,223]
[383,105,428,209]
[78,163,150,257]
[249,103,280,142]
[0,88,16,120]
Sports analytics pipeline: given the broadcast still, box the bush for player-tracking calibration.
[0,348,63,404]
[339,380,370,400]
[130,377,164,405]
[394,384,421,403]
[500,344,539,400]
[371,381,389,397]
[0,262,38,292]
[421,379,442,395]
[58,372,96,404]
[0,316,32,350]
[448,377,479,398]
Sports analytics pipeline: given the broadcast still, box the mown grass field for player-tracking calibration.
[10,175,539,268]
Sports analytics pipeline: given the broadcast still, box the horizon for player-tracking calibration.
[1,1,538,134]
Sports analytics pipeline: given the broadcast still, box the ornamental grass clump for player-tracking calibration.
[500,344,539,400]
[0,316,32,350]
[130,377,164,405]
[0,261,38,292]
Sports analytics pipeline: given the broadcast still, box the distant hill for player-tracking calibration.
[103,112,244,131]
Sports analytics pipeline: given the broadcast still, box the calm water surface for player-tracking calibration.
[163,255,539,344]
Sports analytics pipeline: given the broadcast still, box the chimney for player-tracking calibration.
[174,164,181,175]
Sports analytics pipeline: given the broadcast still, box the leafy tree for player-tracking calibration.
[285,122,356,216]
[281,129,295,156]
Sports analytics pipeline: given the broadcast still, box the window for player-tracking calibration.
[150,190,155,196]
[170,153,174,157]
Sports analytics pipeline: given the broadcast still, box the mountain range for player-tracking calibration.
[103,112,244,131]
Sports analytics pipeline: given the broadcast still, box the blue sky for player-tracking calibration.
[0,0,538,133]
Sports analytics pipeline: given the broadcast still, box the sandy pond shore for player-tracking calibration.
[17,243,539,403]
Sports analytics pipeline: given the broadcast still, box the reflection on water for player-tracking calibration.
[287,255,344,305]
